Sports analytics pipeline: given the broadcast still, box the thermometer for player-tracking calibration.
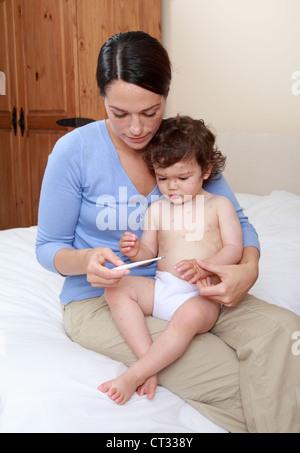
[113,256,165,270]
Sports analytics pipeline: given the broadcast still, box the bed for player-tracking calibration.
[1,190,300,433]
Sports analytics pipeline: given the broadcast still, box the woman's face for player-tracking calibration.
[104,80,166,151]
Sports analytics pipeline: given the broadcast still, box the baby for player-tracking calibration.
[99,116,243,404]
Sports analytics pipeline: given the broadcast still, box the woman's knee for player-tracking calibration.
[238,295,300,333]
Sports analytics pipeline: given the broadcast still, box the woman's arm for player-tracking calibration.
[36,131,85,274]
[36,130,129,288]
[196,246,259,307]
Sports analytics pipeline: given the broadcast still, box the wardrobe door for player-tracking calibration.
[16,0,78,225]
[0,0,20,229]
[0,0,161,229]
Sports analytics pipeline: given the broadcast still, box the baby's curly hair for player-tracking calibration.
[143,115,226,181]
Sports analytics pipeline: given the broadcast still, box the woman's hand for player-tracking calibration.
[85,247,130,288]
[195,247,259,308]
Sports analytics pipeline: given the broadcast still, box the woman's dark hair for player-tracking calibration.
[143,115,226,182]
[96,31,171,97]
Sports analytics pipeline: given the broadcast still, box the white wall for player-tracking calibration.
[162,0,300,194]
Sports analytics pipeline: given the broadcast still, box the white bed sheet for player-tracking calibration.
[0,190,299,433]
[236,191,300,316]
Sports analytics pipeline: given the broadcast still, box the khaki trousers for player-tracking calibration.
[62,294,300,433]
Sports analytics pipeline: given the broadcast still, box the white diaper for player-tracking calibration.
[153,271,200,322]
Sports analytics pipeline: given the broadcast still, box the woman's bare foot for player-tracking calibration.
[98,369,140,405]
[137,374,157,400]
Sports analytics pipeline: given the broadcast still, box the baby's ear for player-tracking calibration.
[202,164,213,180]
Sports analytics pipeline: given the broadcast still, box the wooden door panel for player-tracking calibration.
[23,3,70,112]
[0,0,16,119]
[0,0,20,229]
[113,0,161,38]
[15,0,78,226]
[17,0,78,131]
[76,0,161,120]
[0,131,18,229]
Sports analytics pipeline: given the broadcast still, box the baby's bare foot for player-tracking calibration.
[98,371,139,405]
[137,374,157,400]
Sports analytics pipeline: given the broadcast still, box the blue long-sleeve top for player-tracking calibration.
[36,120,260,305]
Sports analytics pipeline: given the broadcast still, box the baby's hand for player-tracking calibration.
[174,259,210,283]
[196,276,213,288]
[119,232,139,258]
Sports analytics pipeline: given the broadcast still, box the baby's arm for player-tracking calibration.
[205,195,243,266]
[119,205,159,262]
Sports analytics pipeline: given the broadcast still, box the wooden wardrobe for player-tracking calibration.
[0,0,161,229]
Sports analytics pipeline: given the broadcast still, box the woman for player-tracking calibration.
[36,31,300,433]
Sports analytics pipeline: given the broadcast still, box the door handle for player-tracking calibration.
[18,107,25,136]
[11,107,17,135]
[56,117,95,128]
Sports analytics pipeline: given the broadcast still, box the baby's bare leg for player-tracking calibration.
[126,296,220,380]
[100,277,157,403]
[104,276,155,358]
[100,296,220,404]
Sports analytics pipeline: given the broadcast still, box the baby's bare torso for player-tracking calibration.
[148,193,223,278]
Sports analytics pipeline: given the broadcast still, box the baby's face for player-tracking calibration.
[154,157,210,204]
